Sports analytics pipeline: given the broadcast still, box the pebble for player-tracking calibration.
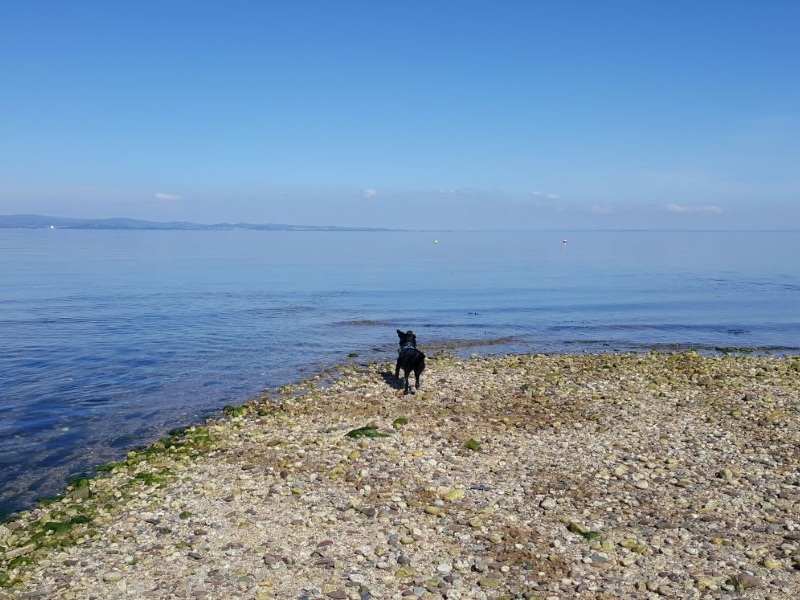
[539,498,557,510]
[395,566,416,578]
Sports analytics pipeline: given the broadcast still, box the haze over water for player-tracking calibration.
[1,228,799,517]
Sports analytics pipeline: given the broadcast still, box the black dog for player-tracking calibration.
[395,329,425,393]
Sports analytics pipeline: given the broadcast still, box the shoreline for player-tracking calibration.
[2,351,799,599]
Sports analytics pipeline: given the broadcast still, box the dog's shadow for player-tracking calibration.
[379,370,406,391]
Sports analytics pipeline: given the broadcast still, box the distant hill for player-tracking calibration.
[0,215,394,232]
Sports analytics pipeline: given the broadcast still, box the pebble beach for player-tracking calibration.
[2,351,799,599]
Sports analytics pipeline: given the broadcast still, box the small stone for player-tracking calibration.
[539,498,557,510]
[436,563,452,574]
[395,566,416,578]
[424,506,442,516]
[567,522,589,535]
[762,557,782,570]
[589,553,609,564]
[443,489,465,502]
[657,585,675,597]
[102,570,123,583]
[620,555,637,567]
[729,573,762,590]
[695,576,718,591]
[478,577,502,588]
[3,543,36,560]
[264,554,283,566]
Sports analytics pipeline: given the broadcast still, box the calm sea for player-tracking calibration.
[1,229,799,517]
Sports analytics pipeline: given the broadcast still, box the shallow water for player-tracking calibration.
[1,228,799,517]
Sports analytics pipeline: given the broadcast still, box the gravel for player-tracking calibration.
[2,351,799,599]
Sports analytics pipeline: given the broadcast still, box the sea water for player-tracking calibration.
[1,228,799,516]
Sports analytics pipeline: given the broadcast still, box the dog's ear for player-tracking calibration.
[397,329,404,338]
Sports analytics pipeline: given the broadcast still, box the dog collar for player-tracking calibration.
[399,344,416,352]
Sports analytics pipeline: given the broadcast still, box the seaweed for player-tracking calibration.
[464,438,482,451]
[345,426,389,439]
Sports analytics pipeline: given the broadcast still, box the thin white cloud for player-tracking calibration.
[362,188,378,198]
[155,192,182,201]
[666,203,723,214]
[530,191,561,200]
[437,187,483,195]
[589,205,614,214]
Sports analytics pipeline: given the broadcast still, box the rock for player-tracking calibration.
[539,498,557,510]
[657,584,676,597]
[729,573,762,590]
[436,563,453,574]
[102,570,123,583]
[442,489,465,502]
[694,576,719,591]
[394,566,416,579]
[3,543,37,560]
[568,522,589,535]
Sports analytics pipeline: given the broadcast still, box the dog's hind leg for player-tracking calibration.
[395,366,411,393]
[413,368,422,389]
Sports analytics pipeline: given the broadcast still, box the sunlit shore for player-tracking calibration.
[2,351,799,599]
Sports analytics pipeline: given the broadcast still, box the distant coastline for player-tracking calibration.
[2,215,798,233]
[0,214,396,232]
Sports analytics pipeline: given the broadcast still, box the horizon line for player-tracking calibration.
[1,214,799,234]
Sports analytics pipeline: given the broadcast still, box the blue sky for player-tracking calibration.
[1,1,798,230]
